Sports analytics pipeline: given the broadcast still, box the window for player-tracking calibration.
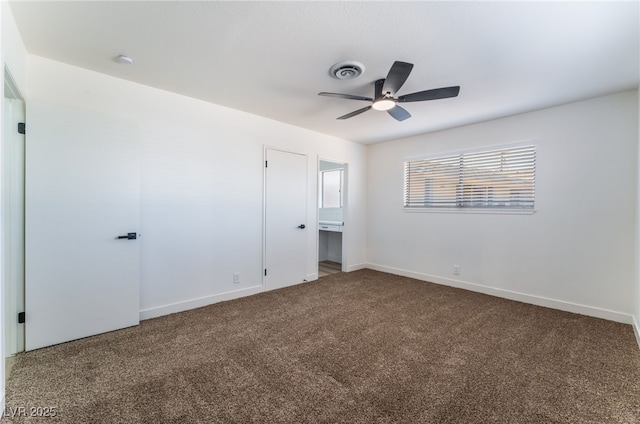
[404,145,536,211]
[320,169,343,208]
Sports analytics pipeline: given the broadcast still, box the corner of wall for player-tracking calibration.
[2,2,28,93]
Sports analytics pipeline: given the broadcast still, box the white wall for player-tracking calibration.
[2,2,26,93]
[636,8,640,348]
[0,1,5,412]
[368,91,638,323]
[636,87,640,344]
[26,55,367,319]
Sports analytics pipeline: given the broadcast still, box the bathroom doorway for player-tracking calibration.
[318,159,346,277]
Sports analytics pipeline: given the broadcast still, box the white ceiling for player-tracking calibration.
[9,1,640,145]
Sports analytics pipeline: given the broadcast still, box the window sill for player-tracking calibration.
[403,207,536,215]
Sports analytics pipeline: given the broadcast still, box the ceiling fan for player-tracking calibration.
[318,61,460,121]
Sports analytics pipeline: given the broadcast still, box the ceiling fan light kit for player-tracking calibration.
[319,61,460,122]
[372,98,396,111]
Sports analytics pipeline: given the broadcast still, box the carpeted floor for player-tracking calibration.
[4,269,640,423]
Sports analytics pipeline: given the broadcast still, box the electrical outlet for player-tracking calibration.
[453,265,460,275]
[233,273,240,284]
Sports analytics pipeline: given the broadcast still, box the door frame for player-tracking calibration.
[317,157,348,273]
[3,66,25,357]
[262,146,311,289]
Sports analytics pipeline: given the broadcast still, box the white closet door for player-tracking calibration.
[264,148,308,291]
[25,102,140,350]
[3,98,26,355]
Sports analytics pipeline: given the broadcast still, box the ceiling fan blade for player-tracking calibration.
[382,61,414,95]
[397,86,460,103]
[337,106,372,120]
[318,92,373,102]
[387,105,411,121]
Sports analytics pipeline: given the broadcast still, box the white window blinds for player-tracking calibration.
[404,145,536,210]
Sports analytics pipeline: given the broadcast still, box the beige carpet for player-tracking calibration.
[5,270,640,423]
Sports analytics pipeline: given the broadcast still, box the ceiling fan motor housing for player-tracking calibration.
[330,61,365,80]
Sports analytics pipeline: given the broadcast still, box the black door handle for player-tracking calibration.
[297,224,306,229]
[116,232,137,240]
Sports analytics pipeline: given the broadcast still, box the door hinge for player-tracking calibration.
[17,123,25,135]
[18,312,25,324]
[265,160,268,168]
[264,269,267,276]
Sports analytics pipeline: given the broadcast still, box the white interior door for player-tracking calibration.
[25,102,140,351]
[265,148,308,291]
[3,98,26,355]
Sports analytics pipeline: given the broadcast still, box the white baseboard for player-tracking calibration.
[365,263,635,325]
[345,262,367,272]
[306,273,318,282]
[139,285,264,321]
[633,316,640,350]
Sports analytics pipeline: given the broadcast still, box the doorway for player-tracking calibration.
[318,159,346,277]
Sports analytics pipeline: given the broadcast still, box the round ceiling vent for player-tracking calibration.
[329,61,365,80]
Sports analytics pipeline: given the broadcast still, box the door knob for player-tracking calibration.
[116,232,137,240]
[297,224,306,229]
